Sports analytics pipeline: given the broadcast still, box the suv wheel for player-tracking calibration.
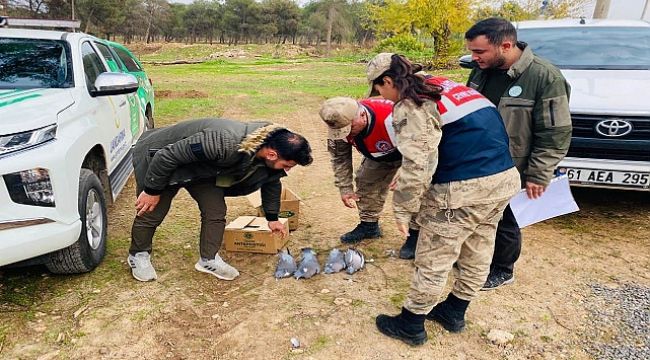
[46,169,107,274]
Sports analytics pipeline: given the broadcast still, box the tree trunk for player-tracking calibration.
[361,30,369,46]
[144,9,154,44]
[84,8,94,33]
[326,6,334,54]
[593,0,611,18]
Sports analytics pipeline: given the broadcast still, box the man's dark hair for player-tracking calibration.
[265,129,313,166]
[465,17,517,45]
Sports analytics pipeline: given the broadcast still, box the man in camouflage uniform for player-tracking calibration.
[465,18,572,290]
[319,97,420,258]
[367,52,520,345]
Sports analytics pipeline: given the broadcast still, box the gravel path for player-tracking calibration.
[586,283,650,360]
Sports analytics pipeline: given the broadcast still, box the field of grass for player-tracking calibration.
[143,57,469,128]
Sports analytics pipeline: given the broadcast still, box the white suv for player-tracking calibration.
[0,29,146,273]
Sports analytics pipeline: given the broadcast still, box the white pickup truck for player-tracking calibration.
[0,28,147,273]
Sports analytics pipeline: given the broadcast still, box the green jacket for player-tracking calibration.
[132,118,287,217]
[467,42,572,186]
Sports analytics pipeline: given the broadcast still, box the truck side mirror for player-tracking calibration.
[90,72,139,97]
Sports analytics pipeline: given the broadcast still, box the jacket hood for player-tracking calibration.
[238,123,287,154]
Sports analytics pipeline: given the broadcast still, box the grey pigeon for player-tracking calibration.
[344,248,365,275]
[274,248,297,279]
[294,248,320,279]
[323,248,346,274]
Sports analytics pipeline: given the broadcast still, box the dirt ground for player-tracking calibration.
[1,106,649,360]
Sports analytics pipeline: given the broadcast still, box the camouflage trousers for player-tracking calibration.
[403,168,520,314]
[355,158,400,223]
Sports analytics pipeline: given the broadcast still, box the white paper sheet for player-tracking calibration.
[509,175,579,228]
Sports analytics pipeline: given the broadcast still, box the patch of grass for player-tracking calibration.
[154,98,225,125]
[0,271,51,310]
[362,243,386,258]
[0,323,9,346]
[540,335,553,343]
[389,293,406,308]
[309,335,330,353]
[512,329,528,338]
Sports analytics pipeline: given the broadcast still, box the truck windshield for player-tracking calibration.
[518,26,650,70]
[0,38,74,89]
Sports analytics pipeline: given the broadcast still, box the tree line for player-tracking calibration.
[3,0,587,56]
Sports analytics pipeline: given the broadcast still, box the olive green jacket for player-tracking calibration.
[467,43,572,186]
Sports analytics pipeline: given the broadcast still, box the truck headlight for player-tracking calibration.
[3,168,55,207]
[0,124,57,157]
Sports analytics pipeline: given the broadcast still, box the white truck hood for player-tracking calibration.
[562,69,650,116]
[0,88,75,134]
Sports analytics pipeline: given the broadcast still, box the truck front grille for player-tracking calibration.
[571,114,650,140]
[568,114,650,161]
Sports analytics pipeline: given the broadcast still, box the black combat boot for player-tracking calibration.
[426,293,469,333]
[398,228,419,259]
[340,221,382,244]
[376,307,427,346]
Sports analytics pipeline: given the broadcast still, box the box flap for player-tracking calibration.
[283,188,301,201]
[225,216,256,230]
[245,191,263,208]
[247,217,271,231]
[246,187,301,208]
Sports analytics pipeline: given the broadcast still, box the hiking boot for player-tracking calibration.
[195,253,240,280]
[340,221,382,244]
[426,293,469,333]
[399,228,419,260]
[376,307,427,346]
[481,269,514,291]
[128,251,157,282]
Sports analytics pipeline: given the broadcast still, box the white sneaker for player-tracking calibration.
[128,252,157,282]
[195,253,240,280]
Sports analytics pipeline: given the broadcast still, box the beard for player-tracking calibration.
[491,54,507,69]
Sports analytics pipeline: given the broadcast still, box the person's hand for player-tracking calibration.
[341,193,360,208]
[395,221,409,238]
[135,192,160,216]
[389,174,400,191]
[525,181,546,200]
[269,220,288,239]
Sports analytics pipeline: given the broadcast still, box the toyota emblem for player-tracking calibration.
[595,119,633,137]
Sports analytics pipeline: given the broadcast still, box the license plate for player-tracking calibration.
[564,168,650,187]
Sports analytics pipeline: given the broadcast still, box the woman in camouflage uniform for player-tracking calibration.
[368,53,520,345]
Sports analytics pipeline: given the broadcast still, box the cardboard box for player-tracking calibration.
[223,216,289,254]
[246,187,301,231]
